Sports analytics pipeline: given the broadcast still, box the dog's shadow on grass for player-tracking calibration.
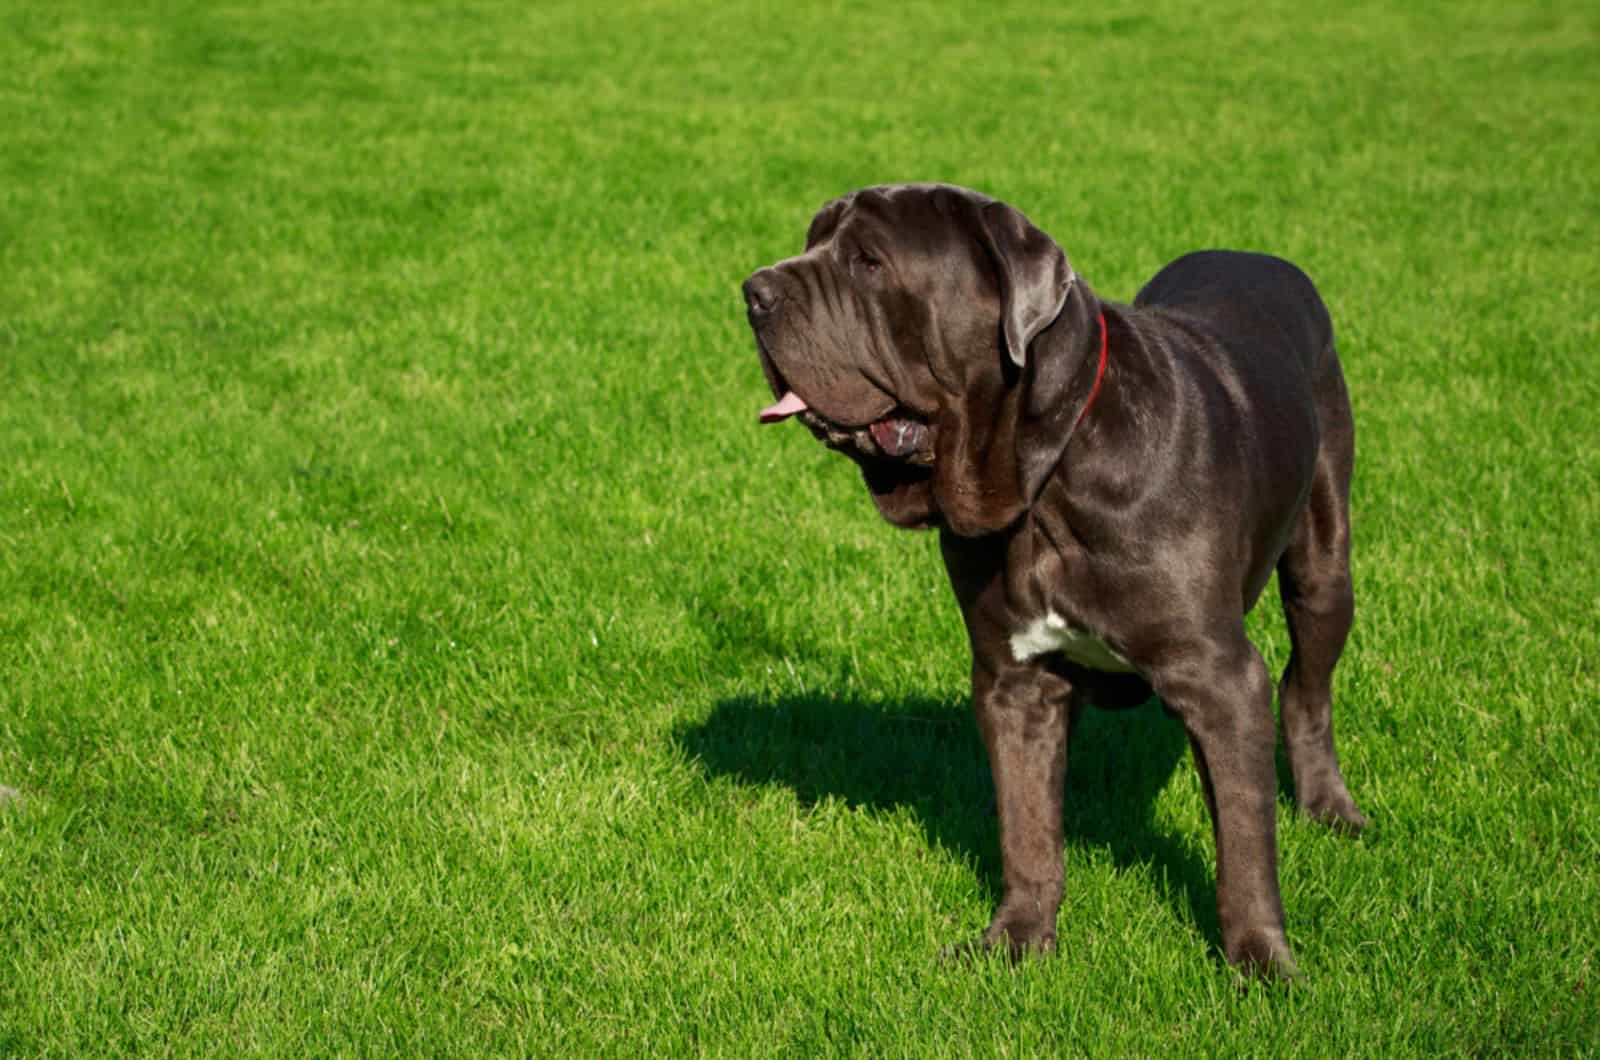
[676,692,1221,950]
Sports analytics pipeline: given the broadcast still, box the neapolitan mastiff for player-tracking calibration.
[742,183,1367,979]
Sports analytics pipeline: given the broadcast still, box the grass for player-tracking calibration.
[2,0,1598,1053]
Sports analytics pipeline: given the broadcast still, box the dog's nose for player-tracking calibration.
[743,271,782,316]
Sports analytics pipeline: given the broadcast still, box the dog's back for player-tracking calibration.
[1135,250,1334,376]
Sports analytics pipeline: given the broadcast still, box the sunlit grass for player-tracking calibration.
[2,0,1597,1053]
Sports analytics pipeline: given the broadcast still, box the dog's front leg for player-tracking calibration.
[1152,631,1300,981]
[969,658,1073,959]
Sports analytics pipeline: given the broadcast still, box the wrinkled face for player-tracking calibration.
[743,184,1008,528]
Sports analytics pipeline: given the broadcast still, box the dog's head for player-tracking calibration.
[743,183,1103,536]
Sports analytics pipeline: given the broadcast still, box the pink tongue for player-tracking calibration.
[759,390,809,423]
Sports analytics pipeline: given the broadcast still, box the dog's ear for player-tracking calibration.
[931,201,1101,538]
[1012,290,1100,506]
[976,201,1075,368]
[805,196,851,249]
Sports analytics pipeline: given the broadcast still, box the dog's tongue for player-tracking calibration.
[759,390,809,423]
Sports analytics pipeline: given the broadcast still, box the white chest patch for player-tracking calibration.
[1010,612,1136,672]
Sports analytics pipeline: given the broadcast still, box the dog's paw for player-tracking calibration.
[1227,931,1303,986]
[939,924,1056,965]
[1300,789,1368,836]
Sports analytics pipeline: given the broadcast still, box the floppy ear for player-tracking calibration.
[976,201,1075,368]
[1012,289,1100,505]
[931,199,1101,538]
[805,196,851,249]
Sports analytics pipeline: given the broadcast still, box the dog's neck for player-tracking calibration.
[1075,311,1109,428]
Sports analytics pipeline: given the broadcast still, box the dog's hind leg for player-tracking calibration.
[1276,347,1367,834]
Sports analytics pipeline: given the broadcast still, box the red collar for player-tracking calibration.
[1075,311,1109,427]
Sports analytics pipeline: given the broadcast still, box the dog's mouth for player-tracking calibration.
[752,340,939,528]
[759,389,935,466]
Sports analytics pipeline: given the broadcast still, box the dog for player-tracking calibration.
[742,183,1367,979]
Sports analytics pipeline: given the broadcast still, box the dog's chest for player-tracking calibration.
[1009,612,1136,672]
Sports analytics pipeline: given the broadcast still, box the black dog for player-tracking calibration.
[743,183,1366,979]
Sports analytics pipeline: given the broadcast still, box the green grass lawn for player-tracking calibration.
[3,0,1598,1053]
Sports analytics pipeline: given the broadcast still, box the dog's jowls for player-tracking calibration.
[744,183,1365,980]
